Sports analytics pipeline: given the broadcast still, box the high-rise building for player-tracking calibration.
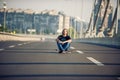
[0,8,59,34]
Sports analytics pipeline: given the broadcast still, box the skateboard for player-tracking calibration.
[55,49,76,54]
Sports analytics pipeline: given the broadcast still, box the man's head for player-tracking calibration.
[62,28,68,36]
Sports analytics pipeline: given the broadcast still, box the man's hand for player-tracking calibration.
[58,41,63,44]
[59,41,67,44]
[56,38,71,44]
[62,41,67,44]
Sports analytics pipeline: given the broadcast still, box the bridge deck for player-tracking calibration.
[0,40,120,80]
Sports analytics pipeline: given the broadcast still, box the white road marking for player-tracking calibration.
[18,44,22,46]
[23,43,27,44]
[70,47,84,54]
[0,48,4,51]
[8,45,15,48]
[70,47,75,49]
[87,57,104,66]
[118,77,120,80]
[26,42,29,44]
[76,50,84,54]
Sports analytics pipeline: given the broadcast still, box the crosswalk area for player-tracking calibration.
[0,41,120,80]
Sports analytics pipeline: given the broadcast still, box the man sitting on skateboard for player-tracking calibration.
[56,28,72,53]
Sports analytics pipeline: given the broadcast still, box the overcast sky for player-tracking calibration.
[0,0,117,22]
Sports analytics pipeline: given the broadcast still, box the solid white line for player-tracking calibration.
[0,48,4,51]
[87,57,104,66]
[70,47,75,49]
[76,50,84,54]
[8,45,15,48]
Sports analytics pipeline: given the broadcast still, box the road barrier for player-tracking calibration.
[77,37,120,48]
[0,32,41,41]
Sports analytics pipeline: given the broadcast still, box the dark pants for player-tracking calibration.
[57,42,70,51]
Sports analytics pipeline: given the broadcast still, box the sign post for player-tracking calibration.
[27,29,36,34]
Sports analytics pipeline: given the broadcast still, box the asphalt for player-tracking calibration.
[0,40,120,80]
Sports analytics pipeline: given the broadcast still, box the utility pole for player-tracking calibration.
[3,2,7,32]
[80,0,83,38]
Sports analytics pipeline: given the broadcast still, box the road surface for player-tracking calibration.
[0,39,120,80]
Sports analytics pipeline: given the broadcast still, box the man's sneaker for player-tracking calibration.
[66,50,71,53]
[62,51,66,54]
[58,51,63,53]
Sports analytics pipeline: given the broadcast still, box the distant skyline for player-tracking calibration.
[0,0,117,22]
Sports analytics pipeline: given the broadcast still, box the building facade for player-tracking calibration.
[0,8,59,34]
[0,8,88,37]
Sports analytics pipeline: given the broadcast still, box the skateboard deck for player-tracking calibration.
[56,49,76,53]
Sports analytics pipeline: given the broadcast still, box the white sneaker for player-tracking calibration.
[62,51,66,54]
[66,51,71,53]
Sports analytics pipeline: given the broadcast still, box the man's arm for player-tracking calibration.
[56,35,72,44]
[64,36,72,43]
[63,39,72,43]
[56,36,62,43]
[56,38,60,42]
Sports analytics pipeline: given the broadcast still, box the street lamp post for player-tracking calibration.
[80,0,83,38]
[75,19,77,39]
[3,2,7,32]
[0,24,2,32]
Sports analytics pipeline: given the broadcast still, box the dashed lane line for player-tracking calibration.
[87,57,104,66]
[70,47,84,54]
[76,50,84,54]
[8,45,15,48]
[0,48,4,51]
[23,43,27,45]
[71,47,104,66]
[70,47,75,49]
[118,77,120,80]
[18,44,23,46]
